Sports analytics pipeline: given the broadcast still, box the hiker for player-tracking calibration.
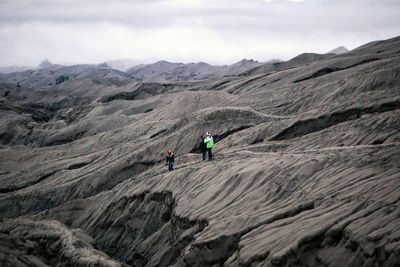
[204,132,214,161]
[166,149,175,171]
[199,135,207,160]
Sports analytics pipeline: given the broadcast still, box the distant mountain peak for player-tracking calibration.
[265,58,283,64]
[232,59,259,67]
[240,59,258,63]
[39,58,53,68]
[240,58,255,62]
[327,46,349,55]
[97,62,111,69]
[154,60,175,65]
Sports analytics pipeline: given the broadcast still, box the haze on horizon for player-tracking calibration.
[1,0,400,68]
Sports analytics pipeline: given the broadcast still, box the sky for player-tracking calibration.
[0,0,400,67]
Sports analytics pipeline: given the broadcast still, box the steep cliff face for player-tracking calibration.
[0,36,400,267]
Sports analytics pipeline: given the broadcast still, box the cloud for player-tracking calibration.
[0,0,399,66]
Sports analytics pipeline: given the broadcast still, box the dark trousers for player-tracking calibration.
[207,148,213,160]
[201,150,206,160]
[167,161,174,171]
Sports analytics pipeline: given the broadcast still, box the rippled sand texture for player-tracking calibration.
[1,36,400,266]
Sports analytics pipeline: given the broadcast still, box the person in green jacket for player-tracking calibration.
[204,132,214,161]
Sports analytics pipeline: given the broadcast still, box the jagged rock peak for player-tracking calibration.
[234,59,258,66]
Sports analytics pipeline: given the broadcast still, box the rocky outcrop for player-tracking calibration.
[0,219,124,267]
[55,75,69,85]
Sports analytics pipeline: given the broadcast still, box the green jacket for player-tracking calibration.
[204,136,214,148]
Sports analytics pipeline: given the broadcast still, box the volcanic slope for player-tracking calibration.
[0,36,400,267]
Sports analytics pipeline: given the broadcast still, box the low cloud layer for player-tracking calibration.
[1,0,400,67]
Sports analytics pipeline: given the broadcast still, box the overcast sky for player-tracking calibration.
[1,0,400,67]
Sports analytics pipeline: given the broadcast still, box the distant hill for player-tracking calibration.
[126,59,263,81]
[327,46,349,54]
[0,62,136,93]
[0,59,265,81]
[241,53,333,76]
[38,59,64,70]
[226,59,263,76]
[0,65,33,74]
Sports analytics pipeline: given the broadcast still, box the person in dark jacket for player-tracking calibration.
[199,135,207,160]
[166,149,174,171]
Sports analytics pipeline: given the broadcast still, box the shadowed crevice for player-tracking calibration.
[270,99,400,141]
[0,171,58,194]
[179,201,316,266]
[293,58,381,83]
[86,191,208,267]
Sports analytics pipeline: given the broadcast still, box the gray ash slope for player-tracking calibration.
[0,36,400,267]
